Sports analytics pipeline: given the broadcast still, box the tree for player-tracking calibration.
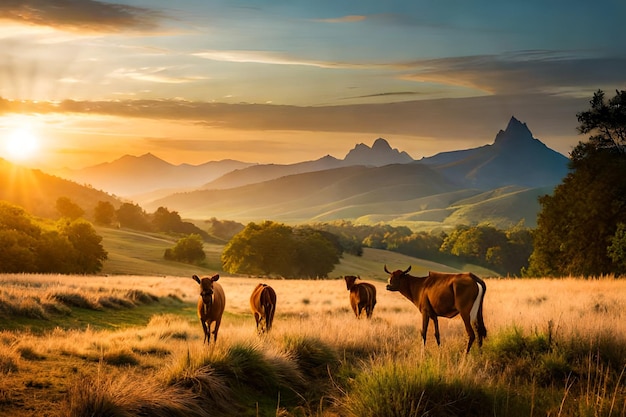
[94,201,116,226]
[116,203,152,231]
[293,228,340,278]
[607,223,626,273]
[58,219,108,273]
[222,221,295,276]
[528,89,626,277]
[164,234,206,264]
[575,89,626,155]
[221,221,341,277]
[151,207,208,238]
[0,201,107,273]
[56,197,84,220]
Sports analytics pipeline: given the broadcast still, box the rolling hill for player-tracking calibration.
[0,158,120,219]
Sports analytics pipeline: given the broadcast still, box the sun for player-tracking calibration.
[4,127,40,162]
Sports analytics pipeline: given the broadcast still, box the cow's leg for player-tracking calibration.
[201,320,209,344]
[460,311,476,353]
[432,316,441,346]
[213,318,221,342]
[254,312,261,331]
[421,313,429,345]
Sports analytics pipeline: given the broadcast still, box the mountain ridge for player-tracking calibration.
[43,116,569,231]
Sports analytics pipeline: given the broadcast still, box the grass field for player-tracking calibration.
[1,272,626,416]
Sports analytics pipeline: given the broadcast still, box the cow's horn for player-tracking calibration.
[403,266,412,274]
[384,265,390,274]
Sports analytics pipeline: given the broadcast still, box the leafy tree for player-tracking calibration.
[222,221,341,277]
[608,223,626,271]
[0,201,107,273]
[440,224,530,276]
[94,201,116,226]
[58,219,108,273]
[164,234,206,264]
[293,228,340,278]
[35,230,77,273]
[575,89,626,155]
[116,202,152,231]
[528,89,626,277]
[56,197,84,220]
[151,207,208,238]
[222,221,295,276]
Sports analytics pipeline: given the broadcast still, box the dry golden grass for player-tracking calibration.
[1,273,626,416]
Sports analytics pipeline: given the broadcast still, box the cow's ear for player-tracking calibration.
[211,274,220,282]
[192,275,201,285]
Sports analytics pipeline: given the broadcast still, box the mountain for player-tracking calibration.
[202,154,344,190]
[146,163,461,223]
[0,158,120,219]
[420,116,569,189]
[140,117,567,230]
[201,137,413,190]
[57,153,256,197]
[47,116,569,231]
[344,137,413,166]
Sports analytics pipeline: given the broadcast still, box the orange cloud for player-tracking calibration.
[314,15,366,23]
[0,0,163,33]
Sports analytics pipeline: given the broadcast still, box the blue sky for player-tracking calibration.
[0,0,625,169]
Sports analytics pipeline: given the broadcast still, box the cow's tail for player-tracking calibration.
[469,274,487,340]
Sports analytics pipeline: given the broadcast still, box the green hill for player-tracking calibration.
[98,227,499,279]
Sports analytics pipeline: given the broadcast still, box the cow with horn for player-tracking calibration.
[385,265,487,353]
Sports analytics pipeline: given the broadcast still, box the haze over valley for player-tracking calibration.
[3,116,568,231]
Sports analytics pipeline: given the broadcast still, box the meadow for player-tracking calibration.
[1,272,626,416]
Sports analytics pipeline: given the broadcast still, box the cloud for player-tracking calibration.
[109,67,207,84]
[399,51,626,95]
[314,15,366,23]
[0,93,587,141]
[193,49,367,69]
[0,0,164,33]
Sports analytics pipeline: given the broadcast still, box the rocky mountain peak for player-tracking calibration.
[493,116,536,148]
[343,138,413,166]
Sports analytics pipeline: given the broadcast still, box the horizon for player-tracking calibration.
[1,1,624,170]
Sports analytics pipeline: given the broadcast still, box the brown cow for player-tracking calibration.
[385,265,487,353]
[344,275,377,319]
[250,283,277,333]
[192,274,226,345]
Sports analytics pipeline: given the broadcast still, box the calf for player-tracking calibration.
[344,275,377,319]
[193,274,226,345]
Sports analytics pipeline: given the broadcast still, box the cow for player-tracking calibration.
[192,274,226,345]
[344,275,377,319]
[385,265,487,353]
[250,283,277,333]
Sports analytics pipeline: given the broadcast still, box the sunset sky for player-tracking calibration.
[1,1,625,170]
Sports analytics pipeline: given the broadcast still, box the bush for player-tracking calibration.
[164,234,206,264]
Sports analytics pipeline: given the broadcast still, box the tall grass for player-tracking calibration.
[1,274,626,416]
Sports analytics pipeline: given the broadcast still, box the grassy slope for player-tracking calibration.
[97,226,499,279]
[97,226,222,276]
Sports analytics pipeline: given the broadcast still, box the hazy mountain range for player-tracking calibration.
[6,116,570,231]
